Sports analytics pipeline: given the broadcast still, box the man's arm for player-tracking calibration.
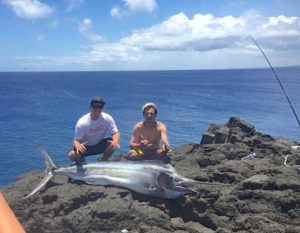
[160,123,170,151]
[74,120,88,154]
[108,132,120,149]
[73,139,87,154]
[129,125,141,149]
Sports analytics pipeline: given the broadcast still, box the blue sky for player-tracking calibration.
[0,0,299,71]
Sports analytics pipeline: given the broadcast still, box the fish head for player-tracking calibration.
[157,172,196,198]
[157,172,192,188]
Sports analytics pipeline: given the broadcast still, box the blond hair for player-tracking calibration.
[142,103,157,115]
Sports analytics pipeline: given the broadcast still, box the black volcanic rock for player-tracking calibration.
[1,117,300,233]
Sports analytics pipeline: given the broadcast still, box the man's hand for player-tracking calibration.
[140,135,153,148]
[75,141,87,154]
[163,144,172,156]
[107,139,119,150]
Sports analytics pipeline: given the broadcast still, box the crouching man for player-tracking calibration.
[68,97,120,164]
[128,103,171,163]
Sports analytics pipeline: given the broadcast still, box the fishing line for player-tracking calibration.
[249,35,300,127]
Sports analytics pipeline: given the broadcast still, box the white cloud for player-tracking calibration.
[123,0,157,12]
[110,5,122,19]
[85,12,300,63]
[64,0,84,12]
[12,12,300,70]
[36,33,45,42]
[49,19,60,29]
[2,0,53,19]
[111,0,157,19]
[122,12,248,51]
[262,15,299,36]
[78,18,103,42]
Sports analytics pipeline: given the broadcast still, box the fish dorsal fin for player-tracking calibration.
[157,172,173,190]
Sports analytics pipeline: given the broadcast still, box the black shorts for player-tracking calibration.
[72,138,112,157]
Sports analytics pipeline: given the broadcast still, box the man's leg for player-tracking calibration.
[127,149,143,160]
[68,138,113,163]
[143,149,171,164]
[68,150,86,164]
[102,146,113,161]
[94,138,113,161]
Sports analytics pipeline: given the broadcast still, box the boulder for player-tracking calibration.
[200,132,215,145]
[226,116,255,134]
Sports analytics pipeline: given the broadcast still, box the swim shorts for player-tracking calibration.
[128,148,171,163]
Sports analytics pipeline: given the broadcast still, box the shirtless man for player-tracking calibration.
[128,103,171,163]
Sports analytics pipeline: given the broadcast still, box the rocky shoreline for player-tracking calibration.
[1,117,300,233]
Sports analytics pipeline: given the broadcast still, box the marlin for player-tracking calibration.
[24,150,229,199]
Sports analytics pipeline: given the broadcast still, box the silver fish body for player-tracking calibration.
[54,161,188,198]
[24,150,229,199]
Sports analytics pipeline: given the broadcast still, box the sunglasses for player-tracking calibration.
[91,105,103,109]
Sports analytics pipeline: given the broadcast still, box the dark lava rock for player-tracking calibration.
[1,117,300,233]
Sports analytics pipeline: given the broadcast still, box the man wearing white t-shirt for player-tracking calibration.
[68,97,120,163]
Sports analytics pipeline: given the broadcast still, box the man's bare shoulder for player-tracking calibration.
[156,121,167,129]
[134,121,144,129]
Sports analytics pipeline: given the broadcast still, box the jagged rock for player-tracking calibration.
[1,117,299,233]
[241,174,270,189]
[207,124,224,134]
[226,116,255,133]
[215,128,229,144]
[200,132,215,144]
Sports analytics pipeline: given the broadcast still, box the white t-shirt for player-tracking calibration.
[75,112,118,146]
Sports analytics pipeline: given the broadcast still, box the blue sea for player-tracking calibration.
[0,67,299,186]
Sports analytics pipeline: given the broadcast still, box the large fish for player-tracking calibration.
[24,150,229,199]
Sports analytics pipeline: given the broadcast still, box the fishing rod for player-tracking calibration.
[249,35,300,127]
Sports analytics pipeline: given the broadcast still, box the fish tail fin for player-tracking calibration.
[23,149,56,199]
[41,148,57,171]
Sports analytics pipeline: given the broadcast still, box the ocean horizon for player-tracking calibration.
[0,66,299,186]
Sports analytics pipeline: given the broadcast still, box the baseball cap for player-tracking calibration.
[90,97,106,105]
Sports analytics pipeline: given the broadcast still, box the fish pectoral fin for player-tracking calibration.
[162,186,198,199]
[170,186,197,194]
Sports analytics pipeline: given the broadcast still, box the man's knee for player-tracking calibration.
[127,150,143,160]
[68,150,86,163]
[68,150,77,161]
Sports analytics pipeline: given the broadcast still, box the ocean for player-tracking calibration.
[0,67,299,186]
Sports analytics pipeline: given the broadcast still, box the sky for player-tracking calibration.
[0,0,299,71]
